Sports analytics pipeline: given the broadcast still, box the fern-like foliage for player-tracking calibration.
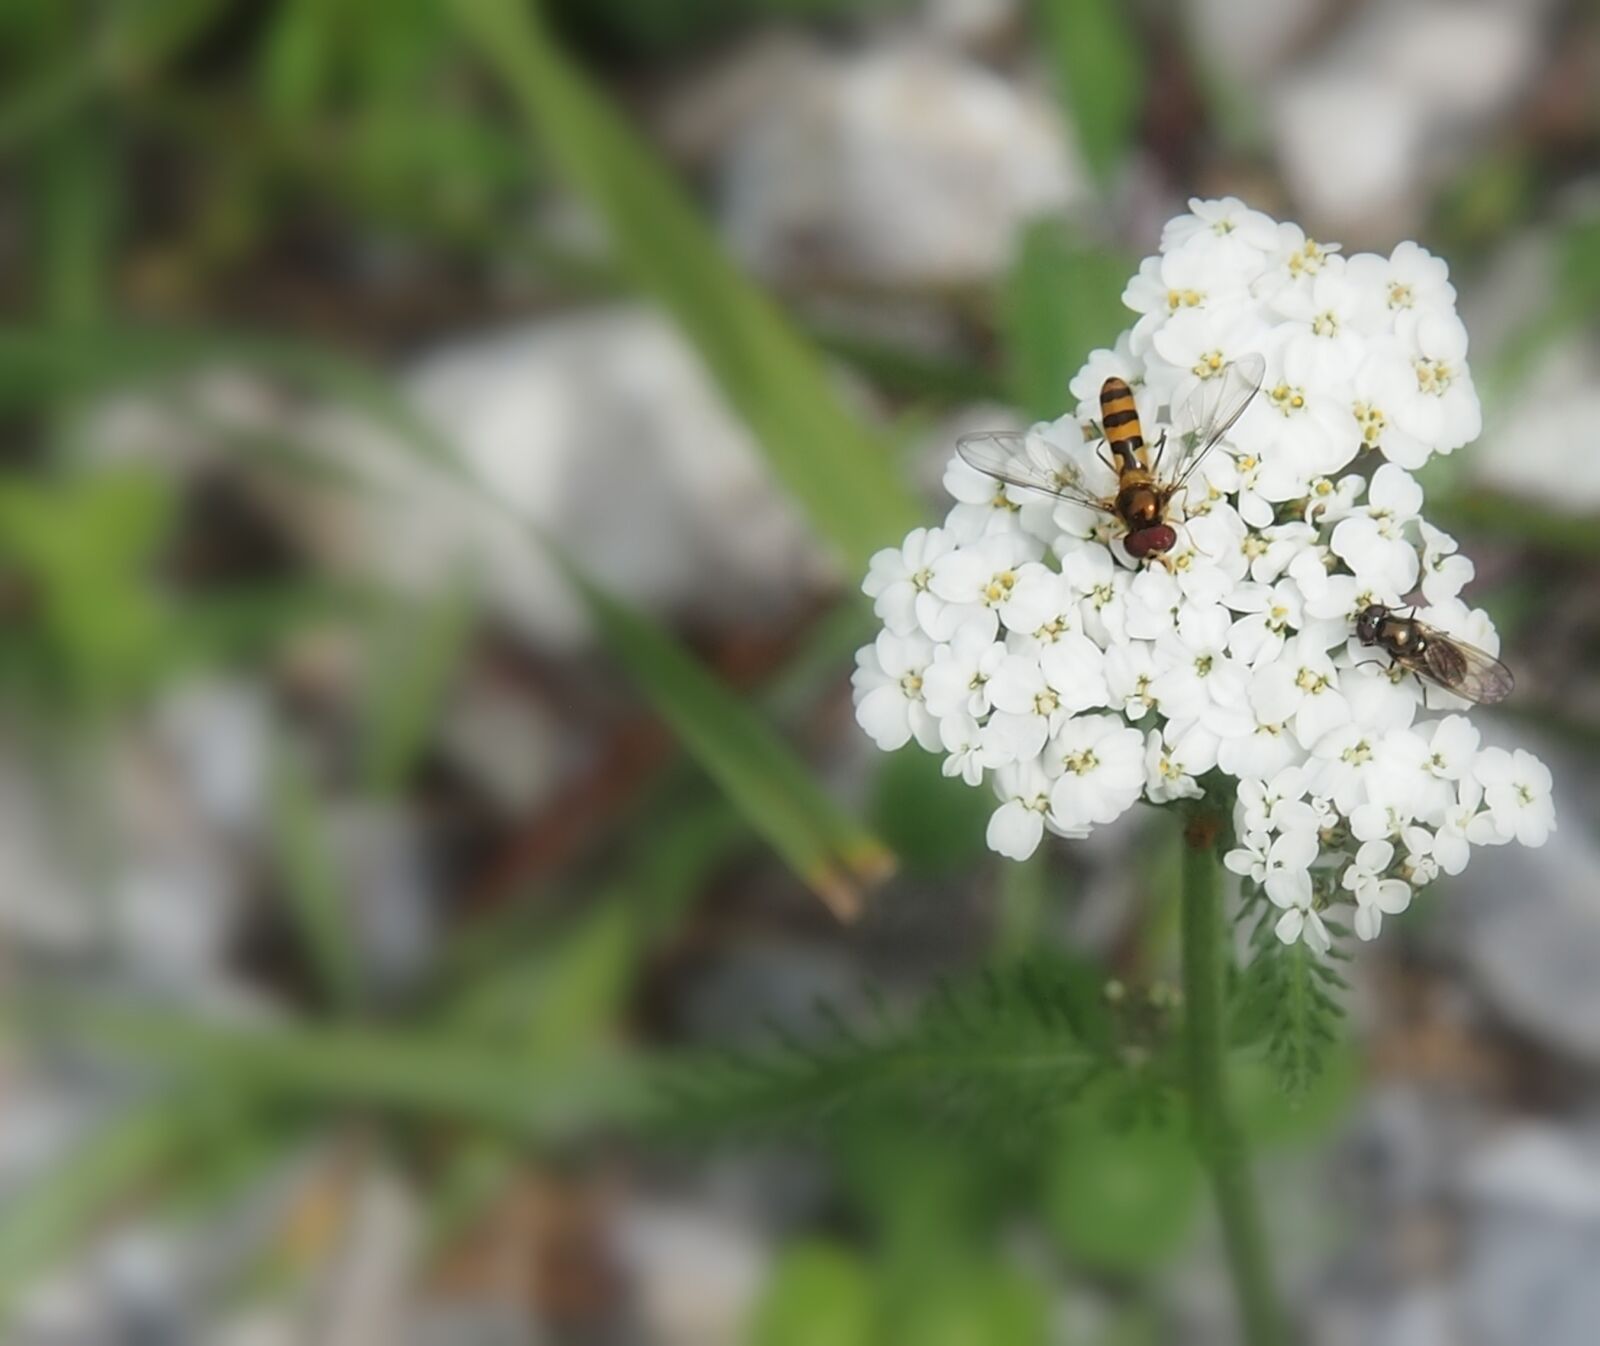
[652,957,1136,1143]
[1231,893,1350,1099]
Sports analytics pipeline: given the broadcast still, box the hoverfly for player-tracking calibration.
[955,353,1266,560]
[1353,603,1515,706]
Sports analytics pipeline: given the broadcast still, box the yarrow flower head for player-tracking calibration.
[853,197,1555,957]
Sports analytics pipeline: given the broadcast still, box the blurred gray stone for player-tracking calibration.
[720,42,1085,287]
[328,802,439,1000]
[152,681,271,841]
[1476,338,1600,512]
[1457,1125,1600,1346]
[614,1201,768,1346]
[1443,729,1600,1064]
[1268,0,1551,241]
[88,307,834,652]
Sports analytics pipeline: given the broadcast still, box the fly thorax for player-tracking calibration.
[1117,485,1161,526]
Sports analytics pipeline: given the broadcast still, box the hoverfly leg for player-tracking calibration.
[1096,444,1119,475]
[1151,431,1169,472]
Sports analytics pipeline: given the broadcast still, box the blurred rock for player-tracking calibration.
[1442,728,1600,1064]
[1183,0,1325,85]
[152,681,271,841]
[0,1073,99,1201]
[922,0,1021,49]
[1273,75,1429,242]
[90,307,834,652]
[310,307,837,650]
[322,1167,424,1346]
[678,937,865,1048]
[439,672,570,819]
[719,42,1085,287]
[1457,1124,1600,1346]
[327,802,439,1000]
[0,755,99,953]
[407,1304,533,1346]
[1268,0,1550,241]
[15,1224,195,1346]
[1476,338,1600,511]
[614,1201,769,1346]
[0,722,245,985]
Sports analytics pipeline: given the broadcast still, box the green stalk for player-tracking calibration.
[1181,811,1286,1346]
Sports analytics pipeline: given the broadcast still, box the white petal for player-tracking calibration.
[987,801,1044,861]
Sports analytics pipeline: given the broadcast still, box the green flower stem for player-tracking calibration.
[1181,811,1286,1346]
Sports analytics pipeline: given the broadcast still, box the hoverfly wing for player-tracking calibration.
[955,431,1116,515]
[1165,352,1267,491]
[1416,629,1516,706]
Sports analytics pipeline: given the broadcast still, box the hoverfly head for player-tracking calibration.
[1354,604,1386,645]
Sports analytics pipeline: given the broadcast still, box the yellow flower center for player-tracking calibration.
[1167,287,1204,310]
[1388,281,1413,309]
[1191,350,1226,379]
[1353,401,1386,445]
[1414,357,1454,396]
[1312,310,1339,337]
[1064,748,1099,775]
[1296,668,1328,694]
[1287,239,1329,276]
[1269,382,1308,414]
[983,571,1017,604]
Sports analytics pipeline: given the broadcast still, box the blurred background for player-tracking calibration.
[2,0,1599,1343]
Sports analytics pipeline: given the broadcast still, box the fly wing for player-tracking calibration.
[1163,352,1267,490]
[955,431,1116,515]
[1416,630,1516,705]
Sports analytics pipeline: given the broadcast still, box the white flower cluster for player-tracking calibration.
[853,198,1555,954]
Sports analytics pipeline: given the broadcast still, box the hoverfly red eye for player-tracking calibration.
[1126,524,1177,559]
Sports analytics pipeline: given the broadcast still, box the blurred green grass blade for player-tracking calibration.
[1037,0,1144,187]
[1045,1109,1200,1272]
[34,118,112,332]
[559,557,892,920]
[450,901,637,1053]
[0,1095,192,1331]
[362,570,478,796]
[39,1006,650,1139]
[994,849,1049,961]
[0,327,460,479]
[1427,489,1600,556]
[1003,220,1133,421]
[443,797,745,1032]
[751,1243,876,1346]
[448,0,923,573]
[0,324,889,917]
[269,747,363,1012]
[0,0,228,154]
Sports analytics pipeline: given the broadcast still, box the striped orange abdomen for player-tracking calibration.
[1099,377,1145,470]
